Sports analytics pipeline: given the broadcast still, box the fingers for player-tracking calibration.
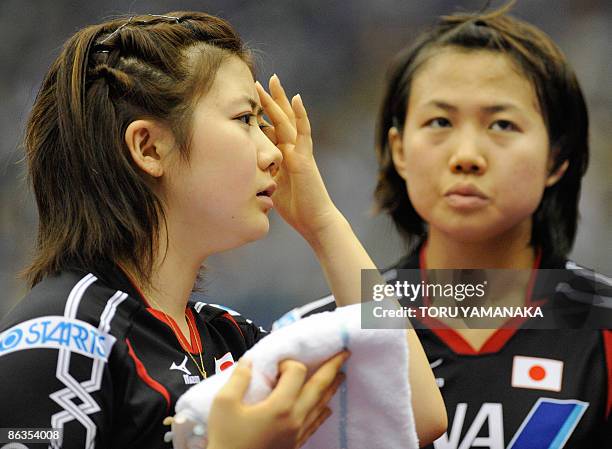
[294,351,349,420]
[215,359,252,403]
[296,407,332,448]
[291,94,313,155]
[269,74,295,123]
[255,81,296,147]
[266,359,308,405]
[298,371,344,431]
[163,416,174,426]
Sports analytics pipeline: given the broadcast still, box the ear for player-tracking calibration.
[388,126,408,180]
[545,158,569,187]
[124,120,174,178]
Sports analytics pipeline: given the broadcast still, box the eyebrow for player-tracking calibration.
[232,95,264,116]
[423,100,523,114]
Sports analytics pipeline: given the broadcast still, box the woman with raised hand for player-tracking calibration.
[0,11,445,449]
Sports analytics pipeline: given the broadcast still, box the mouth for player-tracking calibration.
[256,182,277,198]
[256,182,277,209]
[444,184,489,209]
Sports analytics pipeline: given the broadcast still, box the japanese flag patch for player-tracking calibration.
[214,352,235,374]
[511,355,563,392]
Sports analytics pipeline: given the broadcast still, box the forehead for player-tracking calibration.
[409,49,540,112]
[198,56,257,109]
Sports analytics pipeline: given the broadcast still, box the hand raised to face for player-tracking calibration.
[255,75,341,242]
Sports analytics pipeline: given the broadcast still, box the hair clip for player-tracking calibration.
[97,14,182,45]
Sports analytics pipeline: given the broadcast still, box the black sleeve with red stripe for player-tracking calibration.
[216,311,268,348]
[195,303,269,352]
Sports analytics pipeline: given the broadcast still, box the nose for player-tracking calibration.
[448,132,487,175]
[257,129,283,176]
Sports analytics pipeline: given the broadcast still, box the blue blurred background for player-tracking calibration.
[1,0,610,328]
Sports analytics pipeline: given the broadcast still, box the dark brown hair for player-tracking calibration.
[375,2,589,260]
[24,12,252,287]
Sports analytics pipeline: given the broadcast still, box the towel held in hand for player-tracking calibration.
[172,303,419,449]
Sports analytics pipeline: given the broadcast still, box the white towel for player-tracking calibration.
[172,303,418,449]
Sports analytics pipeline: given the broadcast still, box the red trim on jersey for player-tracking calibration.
[222,312,245,338]
[117,264,205,355]
[603,330,612,419]
[417,244,544,355]
[125,338,170,412]
[186,308,204,354]
[146,308,203,355]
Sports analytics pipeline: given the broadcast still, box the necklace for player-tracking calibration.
[147,296,207,379]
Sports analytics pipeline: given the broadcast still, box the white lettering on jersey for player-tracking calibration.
[434,403,504,449]
[182,374,201,385]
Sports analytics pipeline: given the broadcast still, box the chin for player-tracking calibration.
[241,220,271,245]
[439,218,529,244]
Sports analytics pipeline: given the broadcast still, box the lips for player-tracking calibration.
[256,182,277,198]
[256,182,277,209]
[444,184,489,209]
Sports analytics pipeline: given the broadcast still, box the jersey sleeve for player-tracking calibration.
[0,325,116,448]
[229,311,269,347]
[192,301,269,347]
[0,272,135,449]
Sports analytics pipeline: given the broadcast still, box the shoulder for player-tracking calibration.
[190,300,268,344]
[554,260,612,309]
[0,270,141,360]
[273,259,410,328]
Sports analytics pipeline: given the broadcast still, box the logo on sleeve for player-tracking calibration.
[215,352,235,374]
[0,316,116,361]
[511,356,563,392]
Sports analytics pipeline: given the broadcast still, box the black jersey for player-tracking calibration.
[277,248,612,449]
[0,265,267,449]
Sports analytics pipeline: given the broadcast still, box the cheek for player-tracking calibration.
[498,158,548,216]
[402,141,441,198]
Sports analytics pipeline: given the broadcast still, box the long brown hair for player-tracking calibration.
[24,12,252,287]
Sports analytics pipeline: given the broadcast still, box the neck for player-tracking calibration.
[124,231,204,320]
[425,223,535,269]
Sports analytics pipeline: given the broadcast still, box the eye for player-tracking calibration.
[258,118,271,131]
[490,119,519,132]
[425,117,451,129]
[236,113,256,126]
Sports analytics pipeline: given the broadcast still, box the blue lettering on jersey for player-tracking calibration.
[0,316,116,361]
[435,399,589,449]
[507,398,588,449]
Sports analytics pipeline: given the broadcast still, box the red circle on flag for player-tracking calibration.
[220,361,234,371]
[529,365,546,381]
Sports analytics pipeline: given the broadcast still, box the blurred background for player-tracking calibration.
[1,0,610,328]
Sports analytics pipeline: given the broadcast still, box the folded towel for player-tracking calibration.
[172,303,418,449]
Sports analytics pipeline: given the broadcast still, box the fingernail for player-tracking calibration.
[255,80,262,87]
